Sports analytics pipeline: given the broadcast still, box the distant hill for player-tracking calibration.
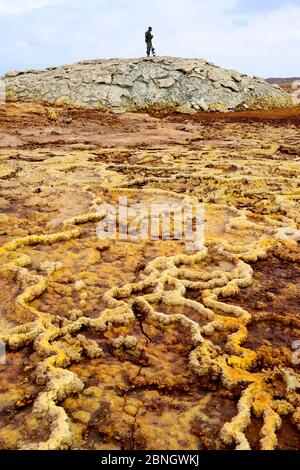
[266,77,300,84]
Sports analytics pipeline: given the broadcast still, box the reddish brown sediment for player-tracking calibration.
[0,102,299,450]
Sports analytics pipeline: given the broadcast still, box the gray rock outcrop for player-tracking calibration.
[3,56,293,113]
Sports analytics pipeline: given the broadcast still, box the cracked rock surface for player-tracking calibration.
[3,57,293,113]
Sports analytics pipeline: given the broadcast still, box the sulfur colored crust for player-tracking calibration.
[0,196,298,450]
[0,103,299,450]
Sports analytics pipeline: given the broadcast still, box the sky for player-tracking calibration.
[0,0,299,77]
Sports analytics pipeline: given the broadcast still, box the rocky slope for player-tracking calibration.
[3,57,293,113]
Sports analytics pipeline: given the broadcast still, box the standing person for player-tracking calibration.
[145,26,156,57]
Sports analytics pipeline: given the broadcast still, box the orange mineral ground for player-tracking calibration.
[0,102,299,450]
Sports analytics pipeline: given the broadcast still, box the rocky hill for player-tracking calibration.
[3,57,293,113]
[266,77,300,84]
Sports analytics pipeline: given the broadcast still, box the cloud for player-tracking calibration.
[227,0,300,15]
[232,19,248,27]
[0,0,66,15]
[0,0,299,78]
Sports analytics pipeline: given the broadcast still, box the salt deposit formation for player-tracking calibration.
[0,57,299,451]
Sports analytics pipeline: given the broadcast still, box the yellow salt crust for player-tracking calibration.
[0,208,109,449]
[0,183,298,450]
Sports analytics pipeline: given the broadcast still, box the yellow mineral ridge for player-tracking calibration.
[0,103,299,450]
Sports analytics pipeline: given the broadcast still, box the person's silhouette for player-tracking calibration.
[145,27,156,57]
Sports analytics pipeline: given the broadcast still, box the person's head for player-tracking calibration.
[148,27,152,31]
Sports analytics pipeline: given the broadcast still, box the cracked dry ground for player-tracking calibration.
[0,103,299,451]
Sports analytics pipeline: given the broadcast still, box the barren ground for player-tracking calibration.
[0,103,299,450]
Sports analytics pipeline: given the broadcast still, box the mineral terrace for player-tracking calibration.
[0,60,299,451]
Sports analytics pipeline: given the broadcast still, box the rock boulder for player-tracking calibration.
[3,56,293,113]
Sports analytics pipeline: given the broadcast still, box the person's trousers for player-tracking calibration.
[146,41,154,56]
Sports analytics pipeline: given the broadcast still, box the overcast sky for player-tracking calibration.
[0,0,299,77]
